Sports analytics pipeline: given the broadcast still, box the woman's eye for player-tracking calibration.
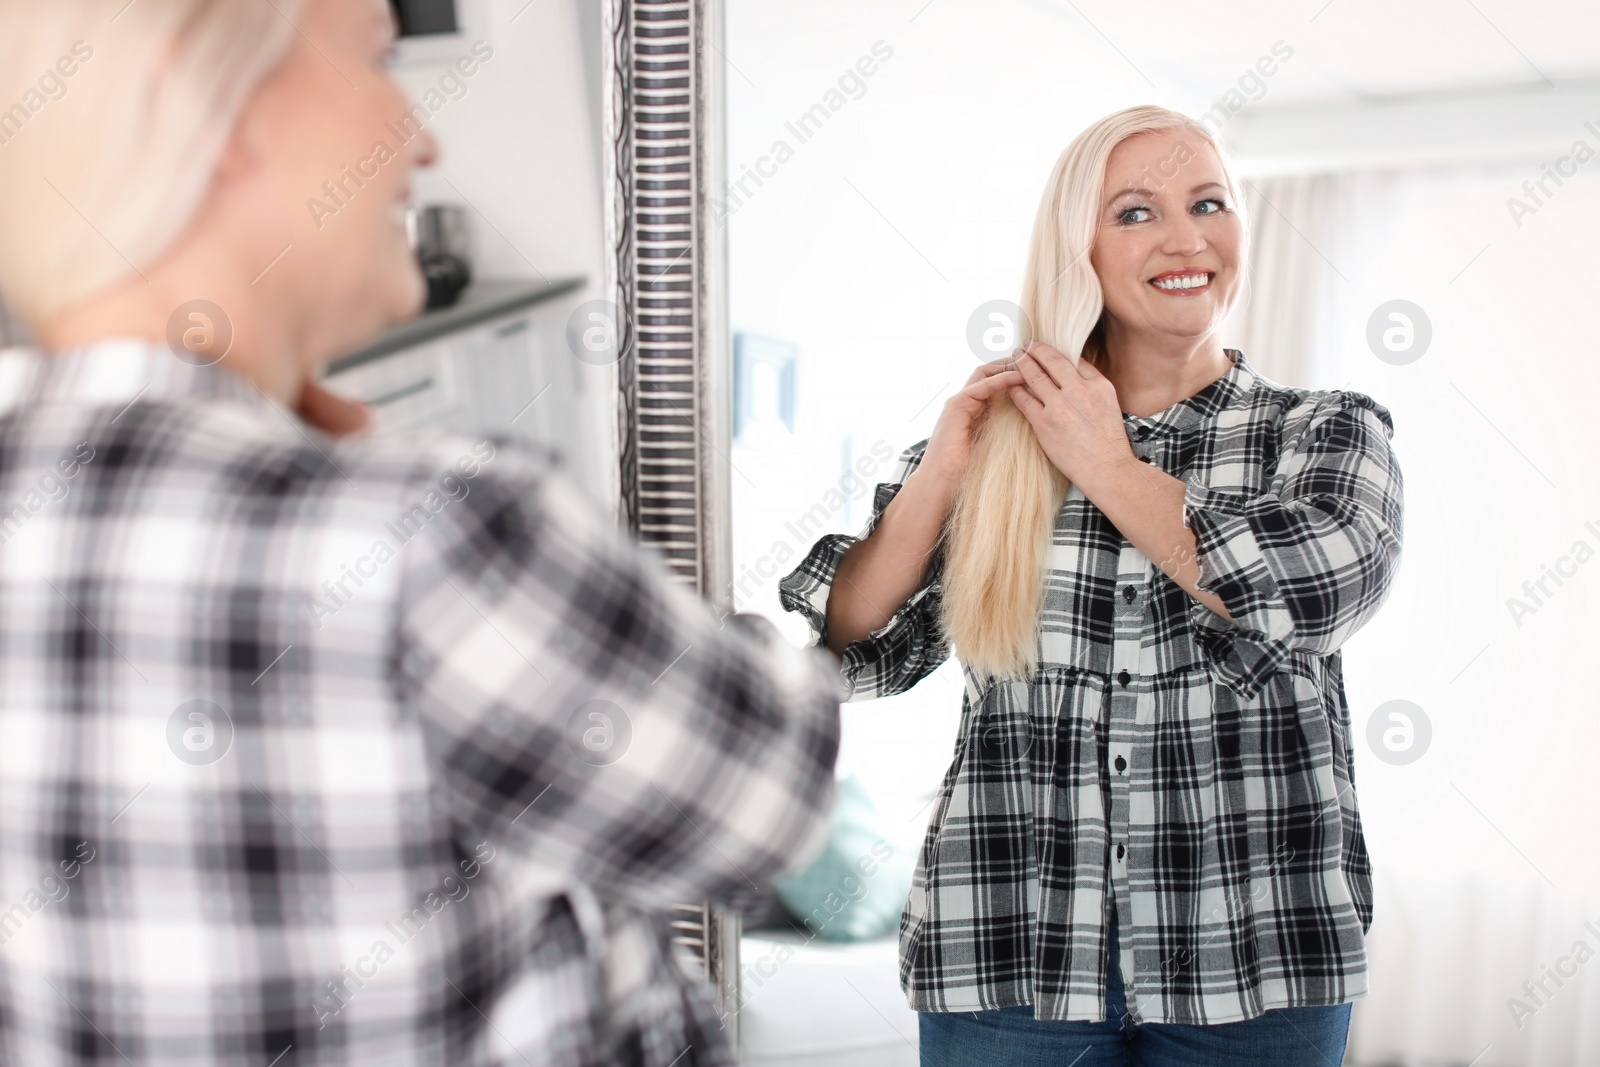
[1117,198,1227,224]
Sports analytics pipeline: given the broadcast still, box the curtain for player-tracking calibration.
[1219,172,1355,390]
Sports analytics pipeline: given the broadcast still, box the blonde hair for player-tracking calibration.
[0,0,304,332]
[939,105,1251,682]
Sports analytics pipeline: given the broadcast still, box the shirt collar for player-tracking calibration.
[0,339,282,419]
[1120,347,1256,443]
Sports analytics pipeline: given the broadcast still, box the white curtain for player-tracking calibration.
[1220,172,1354,390]
[1225,163,1600,1067]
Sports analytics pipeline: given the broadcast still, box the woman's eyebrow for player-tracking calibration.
[1105,180,1227,206]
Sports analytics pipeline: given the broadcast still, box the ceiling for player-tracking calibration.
[727,0,1600,173]
[1004,0,1600,104]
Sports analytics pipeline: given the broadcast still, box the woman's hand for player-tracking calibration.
[918,358,1027,492]
[1006,340,1135,496]
[822,359,1022,655]
[296,377,374,438]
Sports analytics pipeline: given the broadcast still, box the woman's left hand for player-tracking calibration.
[1007,340,1135,494]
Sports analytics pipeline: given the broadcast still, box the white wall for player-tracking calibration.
[391,0,615,510]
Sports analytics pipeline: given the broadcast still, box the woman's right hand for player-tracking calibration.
[824,358,1025,655]
[917,357,1026,493]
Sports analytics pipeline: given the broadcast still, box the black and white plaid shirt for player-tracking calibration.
[0,340,841,1066]
[779,348,1404,1025]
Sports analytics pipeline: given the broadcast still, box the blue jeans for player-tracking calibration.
[918,918,1352,1067]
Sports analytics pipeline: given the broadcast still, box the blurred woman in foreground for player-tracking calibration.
[0,2,841,1064]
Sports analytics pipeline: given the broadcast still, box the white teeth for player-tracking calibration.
[1151,273,1210,290]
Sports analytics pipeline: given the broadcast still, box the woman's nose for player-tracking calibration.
[1162,214,1206,255]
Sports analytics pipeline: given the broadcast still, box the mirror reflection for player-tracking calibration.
[726,4,1600,1066]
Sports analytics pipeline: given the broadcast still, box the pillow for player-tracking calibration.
[773,774,915,942]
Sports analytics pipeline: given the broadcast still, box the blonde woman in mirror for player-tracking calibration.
[780,104,1403,1067]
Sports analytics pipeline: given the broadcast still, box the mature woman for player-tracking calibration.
[0,2,840,1065]
[781,104,1404,1065]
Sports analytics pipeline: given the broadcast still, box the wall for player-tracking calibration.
[390,0,615,513]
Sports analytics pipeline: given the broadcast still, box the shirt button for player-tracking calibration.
[1122,585,1136,603]
[1114,755,1127,772]
[1117,669,1131,687]
[1116,843,1126,860]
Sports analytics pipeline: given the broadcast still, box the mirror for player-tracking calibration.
[720,2,1600,1065]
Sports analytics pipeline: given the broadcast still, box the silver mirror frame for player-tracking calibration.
[600,0,741,1040]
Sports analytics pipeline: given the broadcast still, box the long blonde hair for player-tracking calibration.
[0,0,302,332]
[939,105,1250,682]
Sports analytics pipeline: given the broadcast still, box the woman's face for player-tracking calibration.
[1088,131,1243,352]
[227,0,437,365]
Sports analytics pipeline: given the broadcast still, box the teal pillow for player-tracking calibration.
[774,774,915,942]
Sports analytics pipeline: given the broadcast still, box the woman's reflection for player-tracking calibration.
[780,104,1404,1067]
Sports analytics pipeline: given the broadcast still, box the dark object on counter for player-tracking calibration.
[389,0,458,36]
[420,251,471,309]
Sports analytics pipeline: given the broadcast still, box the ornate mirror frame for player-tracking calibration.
[599,0,741,1037]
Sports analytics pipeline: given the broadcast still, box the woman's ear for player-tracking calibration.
[210,36,294,190]
[212,89,273,188]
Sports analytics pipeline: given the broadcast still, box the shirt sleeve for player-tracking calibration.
[1180,391,1404,701]
[777,440,952,702]
[395,439,842,916]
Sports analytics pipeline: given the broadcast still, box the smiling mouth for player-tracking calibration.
[1148,272,1213,294]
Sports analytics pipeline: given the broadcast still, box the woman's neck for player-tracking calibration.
[37,232,311,406]
[1095,331,1232,418]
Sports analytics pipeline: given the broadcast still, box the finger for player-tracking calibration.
[1020,339,1069,362]
[963,363,990,386]
[1073,351,1105,381]
[1018,341,1075,389]
[298,378,374,438]
[960,370,1024,405]
[1007,383,1046,420]
[968,356,1021,383]
[1012,352,1058,396]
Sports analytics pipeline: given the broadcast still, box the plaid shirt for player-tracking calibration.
[0,340,841,1066]
[779,348,1404,1025]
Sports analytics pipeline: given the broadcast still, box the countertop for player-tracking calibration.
[324,275,587,375]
